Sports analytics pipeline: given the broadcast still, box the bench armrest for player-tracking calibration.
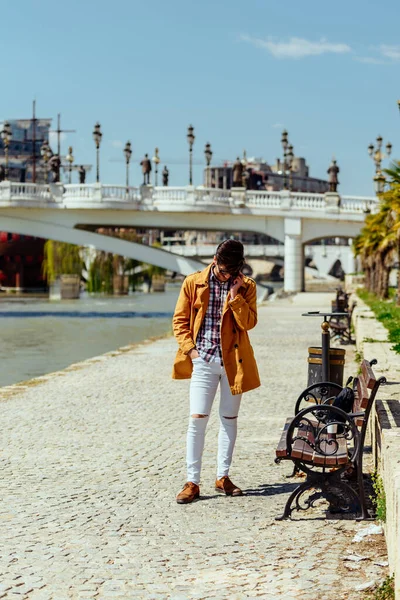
[348,411,365,419]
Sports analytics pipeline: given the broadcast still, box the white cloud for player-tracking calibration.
[354,56,386,65]
[379,44,400,61]
[272,122,284,129]
[241,35,351,59]
[111,140,123,148]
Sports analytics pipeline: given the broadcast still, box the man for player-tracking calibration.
[172,239,260,503]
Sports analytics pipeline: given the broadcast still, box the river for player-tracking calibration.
[0,285,180,388]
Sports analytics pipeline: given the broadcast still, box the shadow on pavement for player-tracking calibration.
[243,482,299,496]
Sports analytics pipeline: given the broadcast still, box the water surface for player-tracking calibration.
[0,286,179,387]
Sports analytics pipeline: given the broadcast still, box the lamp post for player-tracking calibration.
[124,141,132,190]
[40,140,52,183]
[368,135,392,194]
[204,143,212,187]
[187,125,195,185]
[241,149,248,188]
[66,146,74,184]
[92,122,102,183]
[152,147,160,186]
[287,144,294,191]
[281,130,288,190]
[1,121,12,180]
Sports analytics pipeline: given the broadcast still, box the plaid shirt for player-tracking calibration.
[196,267,231,363]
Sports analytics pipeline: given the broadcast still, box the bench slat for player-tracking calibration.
[313,433,348,466]
[361,360,377,390]
[276,418,292,458]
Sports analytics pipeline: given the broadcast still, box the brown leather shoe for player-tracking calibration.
[215,476,243,496]
[176,482,200,504]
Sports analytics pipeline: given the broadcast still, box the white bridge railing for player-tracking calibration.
[0,182,378,215]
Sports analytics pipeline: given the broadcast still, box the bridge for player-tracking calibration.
[162,243,355,281]
[0,182,375,292]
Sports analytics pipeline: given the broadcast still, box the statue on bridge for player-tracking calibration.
[232,157,244,187]
[48,154,61,183]
[327,158,340,193]
[162,166,169,186]
[140,154,152,185]
[78,165,86,184]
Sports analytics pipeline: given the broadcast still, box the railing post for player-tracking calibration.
[231,187,246,207]
[186,185,196,205]
[0,181,12,202]
[280,190,291,210]
[140,183,154,203]
[324,191,341,213]
[49,182,64,203]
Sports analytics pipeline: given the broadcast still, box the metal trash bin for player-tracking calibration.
[307,346,346,387]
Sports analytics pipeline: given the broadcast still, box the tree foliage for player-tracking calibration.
[42,241,83,283]
[353,165,400,301]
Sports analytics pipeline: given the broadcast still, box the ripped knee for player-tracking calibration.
[191,414,208,418]
[223,415,238,420]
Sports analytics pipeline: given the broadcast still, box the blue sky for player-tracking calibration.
[1,0,399,195]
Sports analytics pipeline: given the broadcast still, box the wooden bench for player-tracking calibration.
[275,358,386,520]
[329,292,356,344]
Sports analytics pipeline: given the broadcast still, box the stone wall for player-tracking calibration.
[353,299,400,599]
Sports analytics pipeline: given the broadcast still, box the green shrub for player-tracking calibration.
[370,471,386,523]
[366,575,395,600]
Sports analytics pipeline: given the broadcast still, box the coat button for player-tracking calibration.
[234,344,238,348]
[233,329,236,334]
[239,358,243,363]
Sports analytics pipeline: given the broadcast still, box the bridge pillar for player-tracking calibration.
[284,218,304,293]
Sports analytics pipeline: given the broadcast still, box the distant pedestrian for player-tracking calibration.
[172,239,260,503]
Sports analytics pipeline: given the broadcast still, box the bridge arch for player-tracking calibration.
[0,215,204,277]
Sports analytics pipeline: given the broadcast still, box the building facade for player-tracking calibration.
[0,118,51,183]
[0,118,52,290]
[205,156,329,194]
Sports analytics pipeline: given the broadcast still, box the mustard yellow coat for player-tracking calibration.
[172,264,261,395]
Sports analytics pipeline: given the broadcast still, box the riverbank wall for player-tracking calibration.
[353,298,400,598]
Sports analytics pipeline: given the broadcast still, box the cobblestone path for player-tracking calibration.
[0,297,388,599]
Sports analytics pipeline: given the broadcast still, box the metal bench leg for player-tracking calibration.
[276,480,312,520]
[276,472,362,520]
[354,460,372,520]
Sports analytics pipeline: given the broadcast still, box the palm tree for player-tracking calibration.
[384,160,400,185]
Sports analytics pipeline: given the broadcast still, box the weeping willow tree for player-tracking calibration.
[87,251,114,294]
[86,228,142,294]
[42,241,83,284]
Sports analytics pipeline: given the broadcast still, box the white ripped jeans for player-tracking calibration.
[187,356,242,485]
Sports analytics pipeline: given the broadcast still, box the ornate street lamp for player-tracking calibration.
[281,129,294,190]
[368,135,392,194]
[1,121,12,180]
[124,141,132,190]
[66,146,74,184]
[92,122,102,183]
[241,149,248,188]
[374,171,386,195]
[287,144,295,191]
[187,125,195,185]
[152,147,160,186]
[204,143,212,187]
[40,140,52,183]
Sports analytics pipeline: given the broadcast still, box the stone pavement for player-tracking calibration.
[0,295,389,599]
